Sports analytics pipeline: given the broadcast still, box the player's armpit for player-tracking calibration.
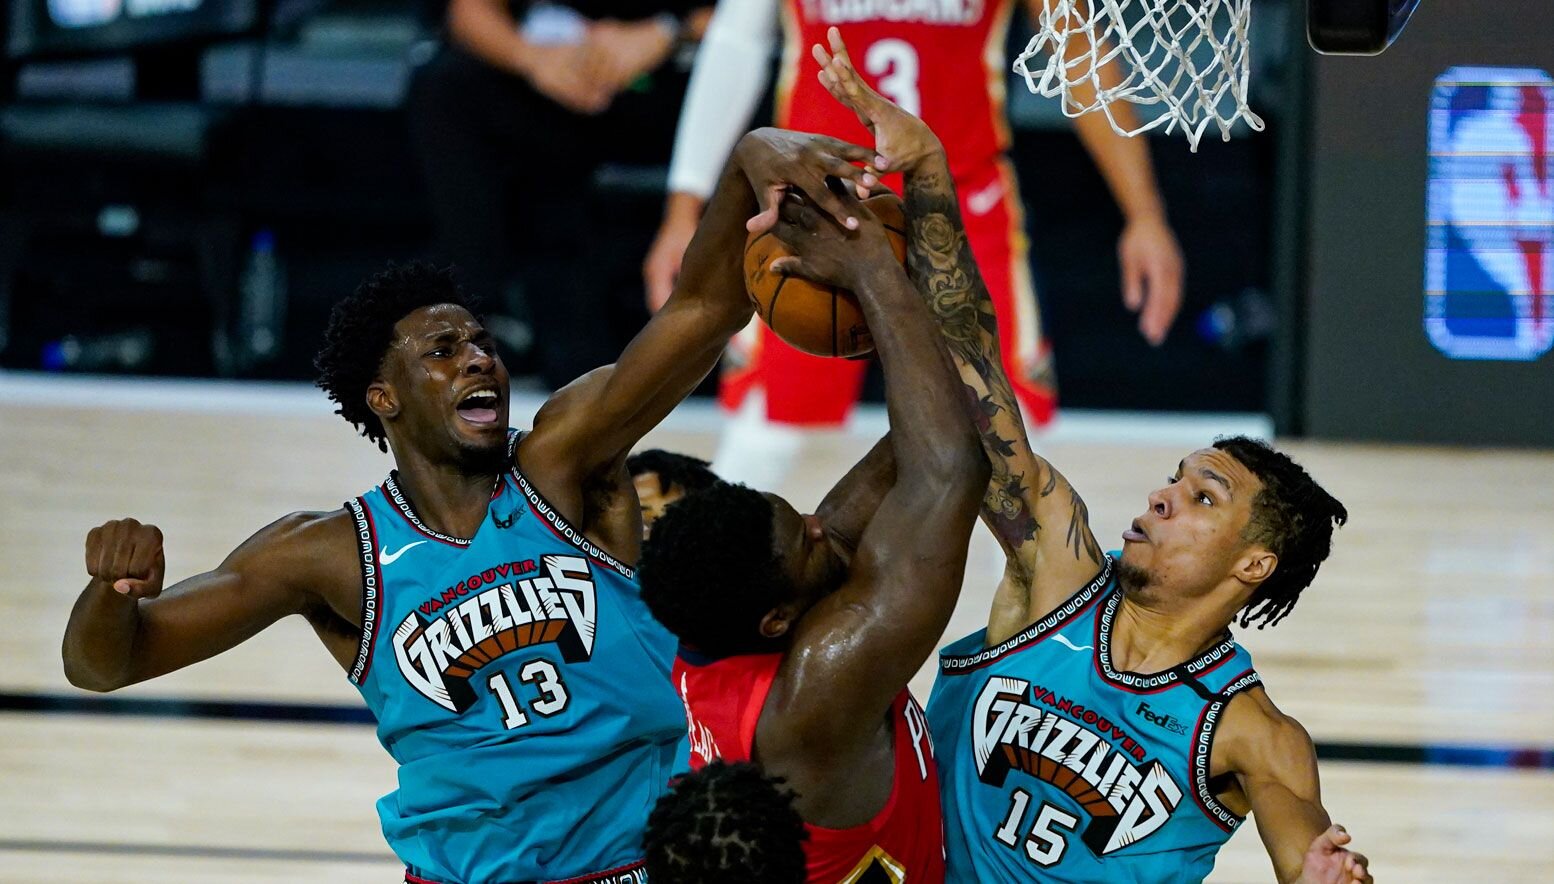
[813,433,896,556]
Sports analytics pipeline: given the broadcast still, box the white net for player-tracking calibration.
[1013,0,1266,152]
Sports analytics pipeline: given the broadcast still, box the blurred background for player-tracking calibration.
[3,0,1550,441]
[2,0,1552,879]
[0,0,1302,409]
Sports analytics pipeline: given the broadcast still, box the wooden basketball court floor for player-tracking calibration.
[1,373,1550,882]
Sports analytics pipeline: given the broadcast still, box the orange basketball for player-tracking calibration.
[743,193,908,359]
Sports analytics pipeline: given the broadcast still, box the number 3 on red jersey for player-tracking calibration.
[864,39,922,117]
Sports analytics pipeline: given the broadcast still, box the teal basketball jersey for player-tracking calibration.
[926,554,1261,883]
[344,433,684,884]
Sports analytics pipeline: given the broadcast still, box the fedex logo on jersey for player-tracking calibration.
[972,677,1183,856]
[807,0,983,26]
[1426,66,1554,361]
[393,555,597,712]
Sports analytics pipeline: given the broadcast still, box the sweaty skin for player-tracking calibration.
[731,175,988,829]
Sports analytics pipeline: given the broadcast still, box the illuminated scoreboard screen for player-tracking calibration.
[6,0,254,58]
[1300,0,1554,446]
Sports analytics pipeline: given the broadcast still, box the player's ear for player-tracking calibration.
[1235,548,1277,588]
[758,607,794,640]
[367,378,400,423]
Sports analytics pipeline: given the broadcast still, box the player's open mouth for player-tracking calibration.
[1123,519,1148,543]
[455,389,501,427]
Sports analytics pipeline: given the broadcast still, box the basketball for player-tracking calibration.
[743,192,908,359]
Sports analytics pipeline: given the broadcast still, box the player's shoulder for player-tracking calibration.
[1218,682,1316,772]
[252,511,372,637]
[229,509,359,580]
[264,508,356,544]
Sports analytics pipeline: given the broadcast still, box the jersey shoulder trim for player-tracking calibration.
[344,497,383,685]
[1190,667,1262,831]
[1194,641,1257,695]
[939,555,1113,674]
[508,463,636,580]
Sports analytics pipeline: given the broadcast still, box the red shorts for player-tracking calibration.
[719,158,1055,427]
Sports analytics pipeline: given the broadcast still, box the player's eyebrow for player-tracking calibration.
[1199,468,1233,499]
[420,328,471,345]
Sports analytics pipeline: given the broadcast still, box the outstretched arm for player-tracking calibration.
[1216,692,1373,884]
[758,182,987,758]
[519,131,876,532]
[63,513,356,691]
[813,29,1104,645]
[902,155,1106,643]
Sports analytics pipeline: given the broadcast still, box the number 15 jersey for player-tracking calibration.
[926,555,1263,883]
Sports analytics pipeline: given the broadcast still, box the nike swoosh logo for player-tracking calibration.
[967,179,1007,217]
[1053,634,1094,652]
[380,540,428,565]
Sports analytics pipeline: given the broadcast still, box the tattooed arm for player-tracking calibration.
[903,154,1104,642]
[813,29,1104,644]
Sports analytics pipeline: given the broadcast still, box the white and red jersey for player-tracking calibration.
[666,0,1055,432]
[666,0,1021,198]
[776,0,1018,184]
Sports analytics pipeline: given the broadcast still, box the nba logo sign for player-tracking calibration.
[1426,67,1554,361]
[47,0,122,28]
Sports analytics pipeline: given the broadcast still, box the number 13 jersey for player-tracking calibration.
[344,438,685,884]
[925,555,1263,883]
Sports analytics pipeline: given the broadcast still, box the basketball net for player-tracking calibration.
[1013,0,1265,152]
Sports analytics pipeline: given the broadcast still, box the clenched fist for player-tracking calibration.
[85,518,166,599]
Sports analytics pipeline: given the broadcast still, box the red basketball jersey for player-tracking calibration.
[673,649,946,883]
[777,0,1018,183]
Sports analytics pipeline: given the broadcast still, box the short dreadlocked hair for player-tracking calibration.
[644,761,807,884]
[628,449,720,496]
[639,482,790,657]
[1213,436,1348,629]
[314,262,477,451]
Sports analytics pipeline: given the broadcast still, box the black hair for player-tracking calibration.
[1213,436,1348,629]
[638,482,789,657]
[643,761,808,884]
[314,262,477,451]
[627,449,721,496]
